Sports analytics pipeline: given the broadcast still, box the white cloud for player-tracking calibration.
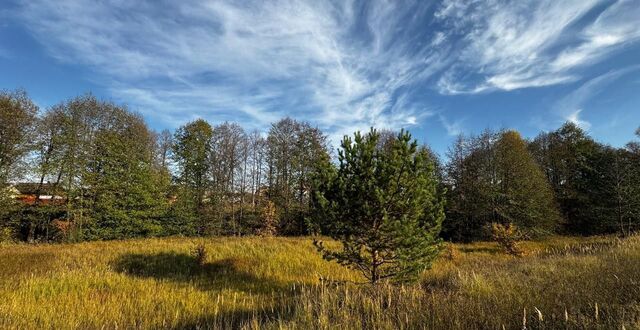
[13,0,640,141]
[552,0,640,71]
[16,0,441,147]
[565,109,592,130]
[438,114,464,136]
[435,0,640,94]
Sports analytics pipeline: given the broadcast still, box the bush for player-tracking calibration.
[491,223,524,256]
[440,242,460,262]
[192,243,207,266]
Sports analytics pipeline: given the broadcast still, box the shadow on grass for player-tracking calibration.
[113,252,301,328]
[112,252,288,293]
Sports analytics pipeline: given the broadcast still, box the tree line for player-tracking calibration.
[1,89,639,243]
[0,90,330,242]
[442,124,640,241]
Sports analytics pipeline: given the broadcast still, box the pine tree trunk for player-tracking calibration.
[371,250,380,284]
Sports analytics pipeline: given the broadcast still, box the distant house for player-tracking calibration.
[11,183,66,205]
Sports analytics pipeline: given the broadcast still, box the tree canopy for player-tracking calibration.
[312,129,445,283]
[1,88,639,244]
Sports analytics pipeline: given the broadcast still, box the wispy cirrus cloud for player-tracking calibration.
[552,0,640,71]
[565,109,592,131]
[10,0,640,144]
[435,0,640,94]
[15,0,446,144]
[438,114,464,137]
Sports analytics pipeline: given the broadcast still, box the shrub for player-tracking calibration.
[491,223,524,256]
[192,244,207,266]
[441,243,460,262]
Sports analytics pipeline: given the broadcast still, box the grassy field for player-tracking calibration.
[1,235,639,329]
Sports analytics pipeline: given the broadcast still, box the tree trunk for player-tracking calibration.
[371,250,380,284]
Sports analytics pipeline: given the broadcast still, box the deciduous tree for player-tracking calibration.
[172,119,213,234]
[494,131,560,235]
[0,89,38,184]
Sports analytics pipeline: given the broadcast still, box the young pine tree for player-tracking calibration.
[312,129,445,283]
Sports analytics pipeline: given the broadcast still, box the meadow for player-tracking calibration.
[1,235,639,329]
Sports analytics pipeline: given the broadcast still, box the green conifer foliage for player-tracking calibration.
[313,129,445,283]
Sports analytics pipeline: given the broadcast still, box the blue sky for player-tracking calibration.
[1,0,639,155]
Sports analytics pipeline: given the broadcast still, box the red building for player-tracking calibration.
[11,183,66,205]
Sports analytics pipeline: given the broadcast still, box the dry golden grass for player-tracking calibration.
[0,234,639,329]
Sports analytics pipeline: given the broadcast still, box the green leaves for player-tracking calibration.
[530,122,640,236]
[444,130,560,241]
[0,89,38,184]
[172,119,214,234]
[494,131,560,234]
[312,128,444,283]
